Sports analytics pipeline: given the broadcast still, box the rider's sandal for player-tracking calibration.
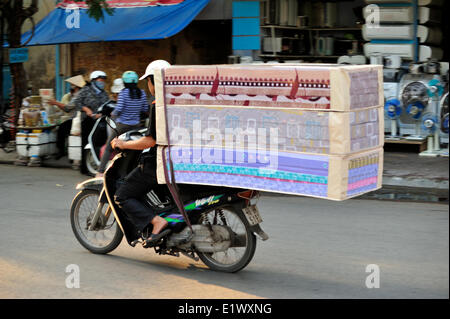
[143,229,171,247]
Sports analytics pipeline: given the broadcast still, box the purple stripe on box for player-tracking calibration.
[169,146,329,176]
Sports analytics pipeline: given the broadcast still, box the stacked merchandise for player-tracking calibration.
[16,130,57,158]
[152,64,384,201]
[262,0,337,27]
[263,0,298,26]
[16,94,58,159]
[363,0,443,62]
[362,0,445,139]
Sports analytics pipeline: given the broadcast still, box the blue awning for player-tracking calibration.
[21,0,210,46]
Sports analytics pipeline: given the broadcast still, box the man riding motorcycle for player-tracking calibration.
[73,70,110,174]
[111,60,171,245]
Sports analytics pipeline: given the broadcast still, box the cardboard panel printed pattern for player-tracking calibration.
[159,105,383,155]
[153,64,384,201]
[160,64,382,111]
[156,146,383,201]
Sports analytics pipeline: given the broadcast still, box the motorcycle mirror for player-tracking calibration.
[105,117,119,135]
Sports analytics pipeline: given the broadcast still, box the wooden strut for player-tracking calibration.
[160,69,193,232]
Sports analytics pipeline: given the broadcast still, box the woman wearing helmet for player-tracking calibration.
[96,71,149,176]
[111,60,171,244]
[72,70,110,174]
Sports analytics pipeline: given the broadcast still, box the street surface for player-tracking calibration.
[0,164,448,299]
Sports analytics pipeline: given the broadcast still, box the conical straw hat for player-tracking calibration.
[65,75,86,88]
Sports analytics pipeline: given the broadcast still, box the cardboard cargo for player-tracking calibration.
[152,64,384,201]
[154,64,383,114]
[156,146,383,201]
[156,104,383,155]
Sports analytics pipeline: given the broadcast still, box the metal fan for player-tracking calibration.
[401,81,428,140]
[419,79,445,157]
[421,113,438,134]
[419,113,439,157]
[384,98,402,140]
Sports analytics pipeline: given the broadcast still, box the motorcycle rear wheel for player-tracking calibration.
[70,189,123,254]
[196,206,257,273]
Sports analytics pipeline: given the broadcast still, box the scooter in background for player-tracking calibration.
[84,100,116,176]
[0,108,14,151]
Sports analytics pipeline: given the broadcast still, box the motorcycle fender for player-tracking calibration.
[250,224,269,241]
[76,177,103,191]
[84,144,92,150]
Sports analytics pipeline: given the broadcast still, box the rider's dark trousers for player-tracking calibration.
[114,156,158,233]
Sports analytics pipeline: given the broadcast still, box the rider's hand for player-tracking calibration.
[111,138,125,150]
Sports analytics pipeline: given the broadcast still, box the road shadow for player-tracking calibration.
[89,247,391,299]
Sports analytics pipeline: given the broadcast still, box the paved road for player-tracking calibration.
[0,165,448,299]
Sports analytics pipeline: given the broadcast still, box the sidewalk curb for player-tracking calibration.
[383,176,449,190]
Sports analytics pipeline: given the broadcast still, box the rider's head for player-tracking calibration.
[111,78,124,93]
[122,70,138,83]
[90,70,107,90]
[65,75,86,94]
[139,60,171,96]
[122,71,142,99]
[110,78,124,101]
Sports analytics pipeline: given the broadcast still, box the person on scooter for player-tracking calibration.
[111,60,171,245]
[102,78,124,164]
[96,71,149,177]
[72,70,109,174]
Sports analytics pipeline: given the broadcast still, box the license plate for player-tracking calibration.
[242,205,262,226]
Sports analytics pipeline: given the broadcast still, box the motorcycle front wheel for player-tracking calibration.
[70,189,123,254]
[196,206,257,273]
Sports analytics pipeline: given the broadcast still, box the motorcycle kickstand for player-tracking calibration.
[180,250,199,262]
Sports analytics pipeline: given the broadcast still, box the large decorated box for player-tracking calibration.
[153,64,384,201]
[156,146,383,201]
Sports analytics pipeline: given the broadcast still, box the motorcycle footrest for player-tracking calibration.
[130,239,142,247]
[141,229,171,248]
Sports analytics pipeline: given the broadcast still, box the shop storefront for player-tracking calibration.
[19,0,231,99]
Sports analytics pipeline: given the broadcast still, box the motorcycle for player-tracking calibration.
[0,108,13,150]
[83,100,116,176]
[70,117,269,273]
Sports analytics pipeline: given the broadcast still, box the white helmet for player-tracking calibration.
[139,60,171,81]
[90,70,107,80]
